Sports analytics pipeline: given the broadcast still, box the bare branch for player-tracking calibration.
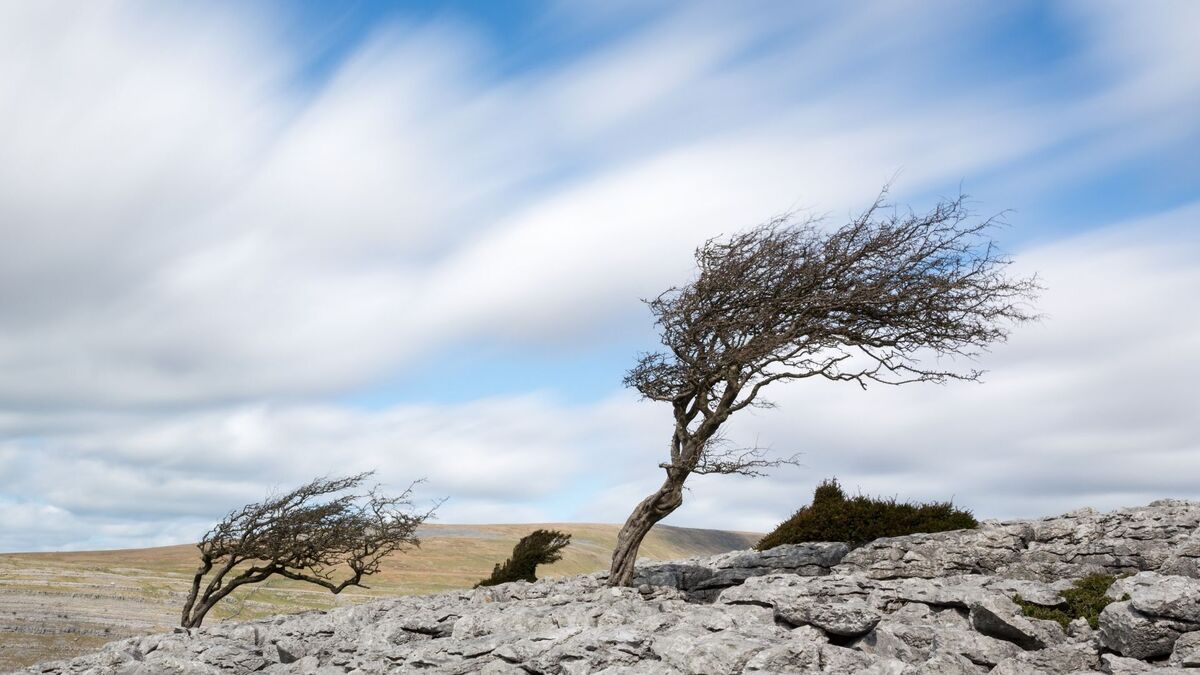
[609,187,1040,587]
[180,473,439,628]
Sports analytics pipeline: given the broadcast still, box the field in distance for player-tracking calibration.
[0,523,760,671]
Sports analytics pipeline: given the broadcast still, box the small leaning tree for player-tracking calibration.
[608,190,1040,587]
[181,472,438,628]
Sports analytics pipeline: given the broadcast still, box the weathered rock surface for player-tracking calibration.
[15,499,1200,674]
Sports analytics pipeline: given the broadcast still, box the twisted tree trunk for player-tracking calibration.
[608,470,687,587]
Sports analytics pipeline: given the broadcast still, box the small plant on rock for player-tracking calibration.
[1015,574,1127,629]
[756,478,978,550]
[477,529,572,587]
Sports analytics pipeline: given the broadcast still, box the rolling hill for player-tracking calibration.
[0,523,760,671]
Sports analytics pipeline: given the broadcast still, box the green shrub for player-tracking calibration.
[755,478,978,550]
[1015,574,1127,629]
[476,529,572,587]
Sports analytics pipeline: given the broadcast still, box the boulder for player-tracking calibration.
[1099,601,1195,660]
[967,594,1066,650]
[1168,630,1200,668]
[1123,572,1200,623]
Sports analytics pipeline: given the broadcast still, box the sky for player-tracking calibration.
[1,0,1198,552]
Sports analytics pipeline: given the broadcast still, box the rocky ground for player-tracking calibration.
[13,500,1200,674]
[0,524,757,671]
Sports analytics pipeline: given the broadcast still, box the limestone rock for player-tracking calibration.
[835,523,1032,580]
[988,642,1100,674]
[1099,601,1194,660]
[1123,572,1200,623]
[17,499,1200,675]
[1168,630,1200,667]
[967,594,1066,650]
[776,597,881,636]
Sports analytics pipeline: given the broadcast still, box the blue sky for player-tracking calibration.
[0,0,1198,551]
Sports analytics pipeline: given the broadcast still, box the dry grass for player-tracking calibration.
[0,522,758,671]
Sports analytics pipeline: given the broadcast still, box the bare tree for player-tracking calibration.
[181,472,438,628]
[608,190,1040,586]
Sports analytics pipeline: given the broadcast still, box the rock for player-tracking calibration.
[968,595,1065,649]
[836,523,1032,580]
[1100,652,1154,673]
[16,499,1200,675]
[1068,616,1095,641]
[1169,630,1200,667]
[1099,601,1194,660]
[1161,530,1200,578]
[776,597,881,636]
[928,624,1023,668]
[740,641,823,673]
[988,643,1100,674]
[857,613,1020,669]
[712,542,850,574]
[1122,572,1200,622]
[858,622,937,663]
[917,652,988,674]
[1016,501,1200,580]
[637,541,851,596]
[650,626,771,674]
[718,573,874,609]
[987,578,1066,606]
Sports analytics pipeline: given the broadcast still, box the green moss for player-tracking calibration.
[756,478,977,550]
[1014,574,1127,629]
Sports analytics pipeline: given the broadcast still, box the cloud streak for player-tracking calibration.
[0,1,1197,550]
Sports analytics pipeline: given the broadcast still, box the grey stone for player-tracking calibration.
[1168,630,1200,667]
[776,597,881,636]
[1123,572,1200,622]
[18,499,1200,675]
[836,523,1033,580]
[917,652,987,674]
[1100,653,1154,673]
[1099,601,1193,659]
[988,643,1100,674]
[967,594,1065,649]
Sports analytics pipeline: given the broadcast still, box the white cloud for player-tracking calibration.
[4,1,1195,409]
[0,2,1198,550]
[6,202,1199,550]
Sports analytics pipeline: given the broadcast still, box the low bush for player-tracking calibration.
[1015,574,1126,629]
[476,529,572,587]
[755,478,977,550]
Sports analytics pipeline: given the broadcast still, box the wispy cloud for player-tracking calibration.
[1,1,1197,550]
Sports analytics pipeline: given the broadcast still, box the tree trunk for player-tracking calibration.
[608,471,686,587]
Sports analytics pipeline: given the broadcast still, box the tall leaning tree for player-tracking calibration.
[608,190,1040,587]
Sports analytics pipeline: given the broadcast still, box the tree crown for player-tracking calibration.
[624,190,1039,476]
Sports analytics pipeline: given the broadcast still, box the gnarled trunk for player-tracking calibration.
[608,471,686,587]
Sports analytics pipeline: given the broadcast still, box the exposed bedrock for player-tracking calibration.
[16,500,1200,674]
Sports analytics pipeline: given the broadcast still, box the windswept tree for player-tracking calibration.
[609,190,1040,587]
[181,472,439,628]
[476,529,572,587]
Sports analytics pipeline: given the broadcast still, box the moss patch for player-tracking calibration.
[1014,574,1127,629]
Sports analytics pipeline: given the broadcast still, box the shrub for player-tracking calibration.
[476,529,572,587]
[755,478,977,550]
[1015,574,1127,629]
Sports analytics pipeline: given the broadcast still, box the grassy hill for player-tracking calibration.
[0,523,759,671]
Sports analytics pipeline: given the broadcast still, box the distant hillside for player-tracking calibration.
[0,523,760,671]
